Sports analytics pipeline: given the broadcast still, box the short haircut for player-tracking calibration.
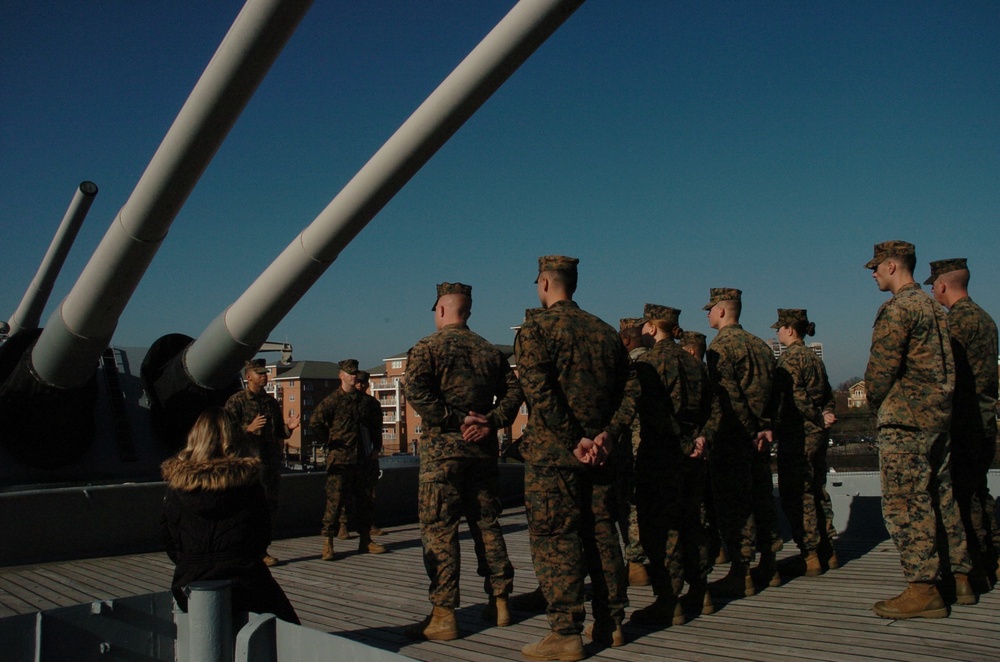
[545,269,577,296]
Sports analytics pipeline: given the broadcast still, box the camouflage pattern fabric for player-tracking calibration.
[405,322,523,462]
[404,322,522,607]
[946,297,1000,569]
[775,340,836,553]
[524,464,626,634]
[777,432,830,553]
[613,346,648,565]
[310,388,379,466]
[706,324,781,564]
[514,301,631,468]
[878,428,971,580]
[418,458,514,606]
[866,282,970,581]
[322,465,373,537]
[864,283,954,432]
[514,299,629,633]
[225,388,287,519]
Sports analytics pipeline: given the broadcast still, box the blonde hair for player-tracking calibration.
[177,407,247,462]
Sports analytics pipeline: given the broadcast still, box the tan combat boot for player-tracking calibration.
[321,536,335,561]
[803,551,823,577]
[404,605,459,641]
[629,595,685,627]
[712,561,754,598]
[336,524,350,540]
[754,551,781,588]
[521,632,585,661]
[954,573,977,605]
[584,619,625,647]
[483,595,511,627]
[628,561,651,586]
[872,582,947,619]
[359,538,387,554]
[681,580,714,616]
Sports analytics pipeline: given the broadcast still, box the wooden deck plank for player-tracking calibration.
[1,507,998,661]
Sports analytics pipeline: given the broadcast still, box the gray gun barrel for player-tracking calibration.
[7,182,98,337]
[0,0,313,469]
[29,0,312,390]
[183,0,586,389]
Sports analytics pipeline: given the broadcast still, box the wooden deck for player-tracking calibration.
[2,507,998,661]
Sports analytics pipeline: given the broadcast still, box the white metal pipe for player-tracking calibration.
[8,181,98,336]
[30,0,313,388]
[185,0,586,388]
[185,581,234,662]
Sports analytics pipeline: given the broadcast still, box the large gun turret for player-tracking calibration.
[142,0,585,447]
[0,0,313,470]
[6,181,98,338]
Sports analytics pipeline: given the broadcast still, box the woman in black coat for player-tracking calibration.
[161,407,299,624]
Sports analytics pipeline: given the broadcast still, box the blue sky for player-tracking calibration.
[1,1,997,385]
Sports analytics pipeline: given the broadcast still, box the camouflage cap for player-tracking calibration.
[338,358,360,375]
[619,317,644,331]
[356,369,370,382]
[702,287,742,311]
[864,240,915,269]
[771,308,809,329]
[643,303,681,325]
[535,255,579,282]
[432,281,472,310]
[245,358,267,374]
[680,331,706,347]
[923,258,968,285]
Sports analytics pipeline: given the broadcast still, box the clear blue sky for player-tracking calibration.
[2,1,997,385]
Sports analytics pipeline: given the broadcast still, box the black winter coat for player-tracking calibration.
[160,455,299,624]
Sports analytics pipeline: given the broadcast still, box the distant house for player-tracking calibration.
[847,380,867,408]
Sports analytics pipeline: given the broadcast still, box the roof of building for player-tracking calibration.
[269,360,342,380]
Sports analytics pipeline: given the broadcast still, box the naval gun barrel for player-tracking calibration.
[7,181,98,337]
[182,0,586,390]
[30,0,312,390]
[0,0,313,468]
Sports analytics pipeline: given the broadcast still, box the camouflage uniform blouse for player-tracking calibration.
[774,340,835,438]
[225,389,288,469]
[864,282,954,433]
[404,322,523,463]
[705,324,776,442]
[309,388,379,466]
[947,296,998,438]
[514,300,630,469]
[634,338,706,460]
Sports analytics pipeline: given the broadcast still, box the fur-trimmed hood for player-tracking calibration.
[161,456,262,492]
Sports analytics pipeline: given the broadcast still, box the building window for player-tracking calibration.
[289,395,295,402]
[520,424,526,433]
[287,380,295,387]
[520,404,528,415]
[391,360,403,369]
[414,425,422,434]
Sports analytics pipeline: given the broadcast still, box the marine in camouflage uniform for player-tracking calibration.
[704,288,781,596]
[403,282,521,635]
[311,359,385,557]
[356,371,384,536]
[516,256,631,659]
[926,258,1000,583]
[614,318,649,581]
[225,358,299,565]
[772,309,837,574]
[628,304,714,625]
[864,241,972,618]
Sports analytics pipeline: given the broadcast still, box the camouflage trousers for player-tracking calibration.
[525,464,627,635]
[418,458,514,608]
[777,432,834,554]
[260,464,281,526]
[614,470,647,564]
[878,427,972,581]
[636,465,682,596]
[710,444,782,565]
[339,459,380,530]
[678,457,713,583]
[951,428,999,574]
[322,464,373,539]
